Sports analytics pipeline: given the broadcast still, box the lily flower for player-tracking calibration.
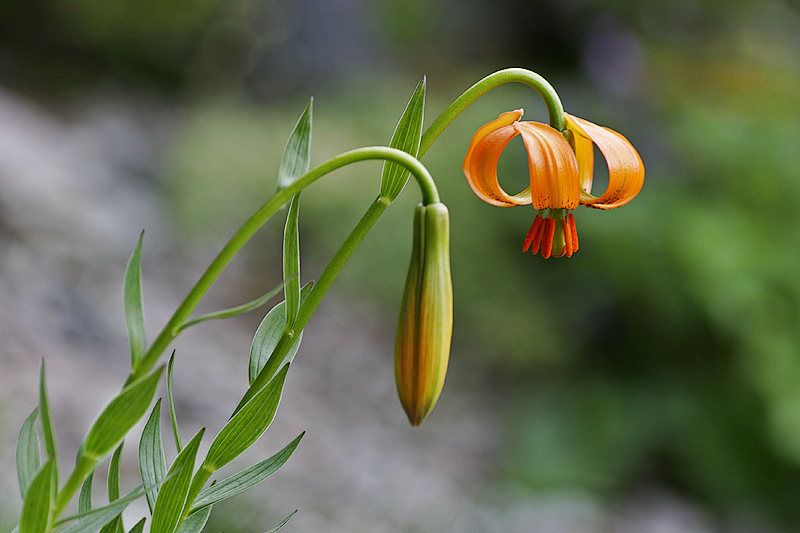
[463,109,644,258]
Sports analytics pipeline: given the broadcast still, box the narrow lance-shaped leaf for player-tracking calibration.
[78,472,93,514]
[178,280,289,332]
[124,232,146,368]
[139,399,167,513]
[79,367,163,464]
[167,352,182,453]
[265,510,297,533]
[53,484,146,533]
[97,444,125,533]
[150,429,205,533]
[249,282,313,384]
[204,365,289,471]
[283,195,300,327]
[19,458,56,533]
[379,78,426,201]
[276,98,313,192]
[38,361,57,461]
[127,518,146,533]
[191,432,303,513]
[16,408,40,499]
[278,99,311,325]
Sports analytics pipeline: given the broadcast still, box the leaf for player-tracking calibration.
[283,196,301,327]
[265,510,297,533]
[175,505,211,533]
[249,282,313,384]
[127,518,146,533]
[80,367,163,464]
[124,232,146,367]
[276,98,313,192]
[139,399,167,513]
[53,484,146,533]
[19,458,56,533]
[97,444,125,533]
[204,366,289,471]
[178,281,288,332]
[16,408,40,499]
[78,472,93,514]
[38,361,58,461]
[379,78,426,201]
[191,432,303,513]
[151,429,205,533]
[167,352,182,453]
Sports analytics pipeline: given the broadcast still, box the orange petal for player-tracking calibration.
[565,117,595,195]
[463,110,532,207]
[566,114,644,209]
[513,122,580,210]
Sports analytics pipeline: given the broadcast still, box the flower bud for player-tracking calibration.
[395,202,453,426]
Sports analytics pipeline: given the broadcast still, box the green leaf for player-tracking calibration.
[16,408,40,499]
[151,429,204,533]
[127,518,146,533]
[204,365,289,471]
[265,510,297,533]
[97,444,125,533]
[283,196,301,327]
[80,367,163,464]
[191,432,303,513]
[379,78,426,201]
[20,458,56,533]
[249,282,313,384]
[277,98,313,192]
[139,399,167,513]
[178,281,288,332]
[167,352,182,453]
[78,472,93,514]
[53,484,146,533]
[38,361,58,461]
[124,232,146,367]
[175,505,211,533]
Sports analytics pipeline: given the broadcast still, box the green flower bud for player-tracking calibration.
[395,202,453,426]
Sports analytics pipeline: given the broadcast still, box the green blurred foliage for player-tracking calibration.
[5,0,800,527]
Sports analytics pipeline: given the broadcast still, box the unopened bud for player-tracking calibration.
[394,202,453,426]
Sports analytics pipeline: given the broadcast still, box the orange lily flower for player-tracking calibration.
[463,109,644,258]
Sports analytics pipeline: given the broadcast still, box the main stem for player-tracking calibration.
[419,67,566,156]
[129,147,439,383]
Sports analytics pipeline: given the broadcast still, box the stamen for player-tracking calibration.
[541,218,556,258]
[522,215,545,254]
[563,217,574,258]
[568,213,579,252]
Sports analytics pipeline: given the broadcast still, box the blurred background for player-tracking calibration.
[2,0,800,531]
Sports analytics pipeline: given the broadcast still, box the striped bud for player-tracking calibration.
[394,202,453,426]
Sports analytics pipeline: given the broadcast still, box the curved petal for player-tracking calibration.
[564,115,595,195]
[463,110,532,207]
[514,122,580,210]
[566,114,644,209]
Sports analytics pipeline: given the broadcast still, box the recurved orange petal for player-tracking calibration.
[566,114,644,209]
[463,110,532,207]
[513,121,580,210]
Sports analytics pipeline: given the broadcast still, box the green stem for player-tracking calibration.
[419,67,566,156]
[238,197,390,409]
[128,146,438,384]
[54,455,95,519]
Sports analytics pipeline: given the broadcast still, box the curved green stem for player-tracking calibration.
[419,67,566,156]
[129,147,439,383]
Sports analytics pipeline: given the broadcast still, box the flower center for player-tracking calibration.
[522,209,579,258]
